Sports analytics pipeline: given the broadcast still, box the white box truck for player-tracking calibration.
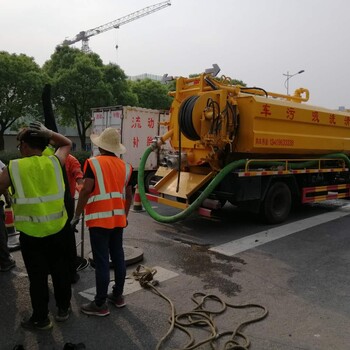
[91,106,170,189]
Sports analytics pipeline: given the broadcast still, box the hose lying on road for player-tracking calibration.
[133,265,268,350]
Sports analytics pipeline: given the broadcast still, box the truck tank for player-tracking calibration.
[165,70,350,172]
[137,65,350,223]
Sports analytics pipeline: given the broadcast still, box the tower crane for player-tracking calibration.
[61,1,171,52]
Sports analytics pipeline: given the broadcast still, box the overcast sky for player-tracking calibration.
[1,0,349,109]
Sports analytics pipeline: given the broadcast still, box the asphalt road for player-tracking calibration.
[1,200,350,350]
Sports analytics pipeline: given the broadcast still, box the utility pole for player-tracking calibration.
[283,70,305,95]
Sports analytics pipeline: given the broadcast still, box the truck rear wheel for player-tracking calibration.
[144,171,161,192]
[261,182,292,224]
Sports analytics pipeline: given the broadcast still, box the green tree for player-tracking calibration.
[54,61,109,149]
[130,79,172,110]
[230,79,246,86]
[0,52,44,150]
[43,46,137,149]
[44,46,108,149]
[102,64,138,106]
[43,46,103,76]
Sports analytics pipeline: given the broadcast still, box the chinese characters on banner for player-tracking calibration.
[130,115,156,149]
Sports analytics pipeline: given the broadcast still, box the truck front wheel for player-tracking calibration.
[261,182,292,224]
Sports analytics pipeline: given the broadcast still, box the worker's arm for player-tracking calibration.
[3,189,11,207]
[70,155,84,191]
[71,177,94,225]
[28,122,72,166]
[52,133,72,167]
[0,168,11,197]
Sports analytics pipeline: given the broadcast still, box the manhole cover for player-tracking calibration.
[88,245,143,268]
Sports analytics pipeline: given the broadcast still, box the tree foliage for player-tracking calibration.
[130,79,173,110]
[102,64,138,106]
[43,46,138,149]
[230,78,246,86]
[0,51,45,150]
[43,47,106,149]
[0,46,247,151]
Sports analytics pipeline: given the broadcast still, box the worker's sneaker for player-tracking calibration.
[21,317,53,331]
[55,306,71,322]
[0,257,16,272]
[76,257,89,272]
[81,301,110,317]
[107,293,126,308]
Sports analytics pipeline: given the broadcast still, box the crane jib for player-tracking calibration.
[61,1,171,52]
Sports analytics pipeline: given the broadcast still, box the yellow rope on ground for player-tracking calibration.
[132,265,268,350]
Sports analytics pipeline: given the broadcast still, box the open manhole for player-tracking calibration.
[88,245,144,268]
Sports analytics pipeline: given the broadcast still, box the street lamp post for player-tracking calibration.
[283,70,305,95]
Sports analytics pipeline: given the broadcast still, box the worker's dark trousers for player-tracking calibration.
[89,227,125,306]
[64,224,78,281]
[20,225,72,322]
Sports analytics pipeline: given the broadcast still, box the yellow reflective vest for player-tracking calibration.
[8,155,67,237]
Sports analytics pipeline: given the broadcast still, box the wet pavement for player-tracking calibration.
[1,202,350,350]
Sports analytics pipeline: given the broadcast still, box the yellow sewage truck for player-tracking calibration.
[137,64,350,224]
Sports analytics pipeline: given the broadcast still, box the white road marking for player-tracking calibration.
[79,266,179,301]
[209,204,350,257]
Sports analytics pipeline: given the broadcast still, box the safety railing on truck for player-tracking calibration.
[235,157,350,204]
[235,157,348,177]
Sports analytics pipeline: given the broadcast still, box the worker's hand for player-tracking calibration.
[70,215,80,228]
[4,191,12,208]
[28,121,53,139]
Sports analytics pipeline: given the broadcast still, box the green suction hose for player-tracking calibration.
[138,146,350,224]
[292,152,350,168]
[137,147,246,223]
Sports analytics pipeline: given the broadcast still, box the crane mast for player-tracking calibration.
[62,0,171,52]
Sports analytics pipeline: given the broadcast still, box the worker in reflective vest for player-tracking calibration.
[43,146,85,284]
[83,156,131,228]
[72,127,133,317]
[0,122,72,331]
[10,155,67,235]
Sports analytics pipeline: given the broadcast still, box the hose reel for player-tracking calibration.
[178,95,200,141]
[178,93,238,148]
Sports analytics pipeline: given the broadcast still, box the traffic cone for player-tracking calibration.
[131,185,145,212]
[4,206,15,234]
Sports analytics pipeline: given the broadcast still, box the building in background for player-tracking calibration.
[4,125,90,152]
[128,73,163,81]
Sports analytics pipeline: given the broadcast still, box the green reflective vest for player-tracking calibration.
[9,155,67,237]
